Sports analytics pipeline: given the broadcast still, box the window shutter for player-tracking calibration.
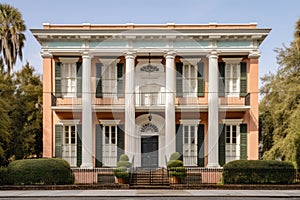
[218,124,225,166]
[197,62,205,97]
[55,124,63,158]
[55,62,62,98]
[117,63,124,98]
[95,124,103,167]
[117,125,124,160]
[76,124,82,167]
[218,62,225,97]
[176,124,183,159]
[76,62,82,98]
[96,63,103,98]
[240,62,247,97]
[240,124,248,160]
[197,124,205,167]
[176,62,183,97]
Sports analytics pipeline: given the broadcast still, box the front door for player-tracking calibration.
[141,136,158,168]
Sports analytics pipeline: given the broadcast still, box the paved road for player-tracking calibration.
[1,190,300,199]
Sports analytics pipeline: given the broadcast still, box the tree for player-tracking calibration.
[260,18,300,169]
[9,62,43,159]
[0,3,26,74]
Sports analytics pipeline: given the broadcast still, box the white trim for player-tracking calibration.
[180,119,201,125]
[58,119,80,125]
[222,119,243,125]
[99,120,120,125]
[222,58,243,64]
[59,57,79,63]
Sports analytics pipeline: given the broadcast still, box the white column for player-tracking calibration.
[165,52,176,160]
[207,51,220,168]
[81,52,93,169]
[125,52,136,164]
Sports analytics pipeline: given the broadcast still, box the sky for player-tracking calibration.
[3,0,300,86]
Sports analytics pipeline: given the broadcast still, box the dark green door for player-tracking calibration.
[141,136,159,168]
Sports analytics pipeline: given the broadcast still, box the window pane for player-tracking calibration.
[105,126,109,144]
[191,126,195,144]
[71,126,76,144]
[184,126,189,144]
[111,126,116,144]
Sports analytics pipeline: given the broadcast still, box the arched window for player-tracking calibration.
[140,123,159,132]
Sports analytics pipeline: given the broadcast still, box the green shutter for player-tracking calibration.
[55,124,63,158]
[197,62,205,97]
[218,62,225,97]
[240,62,247,97]
[197,124,205,167]
[218,124,225,166]
[76,62,82,98]
[176,62,183,97]
[96,63,103,98]
[55,62,62,98]
[76,124,82,167]
[240,124,248,160]
[176,124,183,159]
[95,124,103,167]
[117,63,124,98]
[117,125,124,161]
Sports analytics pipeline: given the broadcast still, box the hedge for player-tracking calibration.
[222,160,295,184]
[0,167,7,185]
[7,158,75,185]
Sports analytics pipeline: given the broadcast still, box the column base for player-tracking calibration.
[80,163,93,169]
[206,163,221,168]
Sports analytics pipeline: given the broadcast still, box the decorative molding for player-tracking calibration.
[222,119,243,125]
[58,119,80,125]
[59,57,79,63]
[99,120,120,125]
[180,119,201,125]
[248,50,261,58]
[140,64,159,72]
[222,57,243,64]
[140,123,159,132]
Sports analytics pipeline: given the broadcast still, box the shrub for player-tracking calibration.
[7,158,75,185]
[117,161,132,168]
[0,167,7,185]
[119,154,129,162]
[169,152,182,161]
[167,160,184,168]
[222,160,295,184]
[168,167,186,178]
[113,167,129,179]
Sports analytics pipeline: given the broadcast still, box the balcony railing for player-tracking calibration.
[50,92,251,107]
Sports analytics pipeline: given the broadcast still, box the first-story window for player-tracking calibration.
[183,125,198,166]
[103,125,118,166]
[225,124,240,163]
[62,125,77,166]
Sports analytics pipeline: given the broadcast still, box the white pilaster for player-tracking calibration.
[207,51,220,168]
[165,52,176,160]
[125,52,136,164]
[81,52,93,169]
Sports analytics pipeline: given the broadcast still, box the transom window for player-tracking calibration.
[61,63,77,97]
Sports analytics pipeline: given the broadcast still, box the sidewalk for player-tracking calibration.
[1,190,300,198]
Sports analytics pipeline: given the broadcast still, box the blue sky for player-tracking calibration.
[3,0,300,86]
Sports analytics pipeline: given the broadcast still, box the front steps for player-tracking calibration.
[129,167,170,189]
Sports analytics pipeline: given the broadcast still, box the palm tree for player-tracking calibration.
[0,4,26,74]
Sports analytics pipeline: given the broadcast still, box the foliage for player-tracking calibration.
[168,167,186,178]
[0,3,26,74]
[222,160,295,184]
[169,152,182,161]
[167,159,184,168]
[260,18,300,169]
[114,154,132,181]
[119,154,129,162]
[116,161,132,168]
[167,152,186,178]
[0,167,7,185]
[7,158,74,185]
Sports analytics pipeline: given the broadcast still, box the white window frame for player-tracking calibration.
[180,120,200,166]
[223,58,243,97]
[182,64,197,97]
[59,57,79,98]
[58,119,80,167]
[99,120,120,167]
[222,119,243,164]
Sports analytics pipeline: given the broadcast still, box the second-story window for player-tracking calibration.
[183,64,197,97]
[225,63,240,97]
[61,63,77,97]
[102,64,117,98]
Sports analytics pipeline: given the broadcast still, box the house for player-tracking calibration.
[31,23,270,168]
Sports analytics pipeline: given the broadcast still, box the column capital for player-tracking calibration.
[125,52,136,60]
[82,51,92,59]
[164,52,176,60]
[41,50,53,58]
[248,50,261,59]
[207,51,218,59]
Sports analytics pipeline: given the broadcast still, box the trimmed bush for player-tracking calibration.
[167,152,186,179]
[222,160,295,184]
[7,158,75,185]
[169,152,181,161]
[117,161,132,168]
[168,167,186,178]
[114,167,129,179]
[0,167,7,185]
[167,160,184,168]
[119,154,129,162]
